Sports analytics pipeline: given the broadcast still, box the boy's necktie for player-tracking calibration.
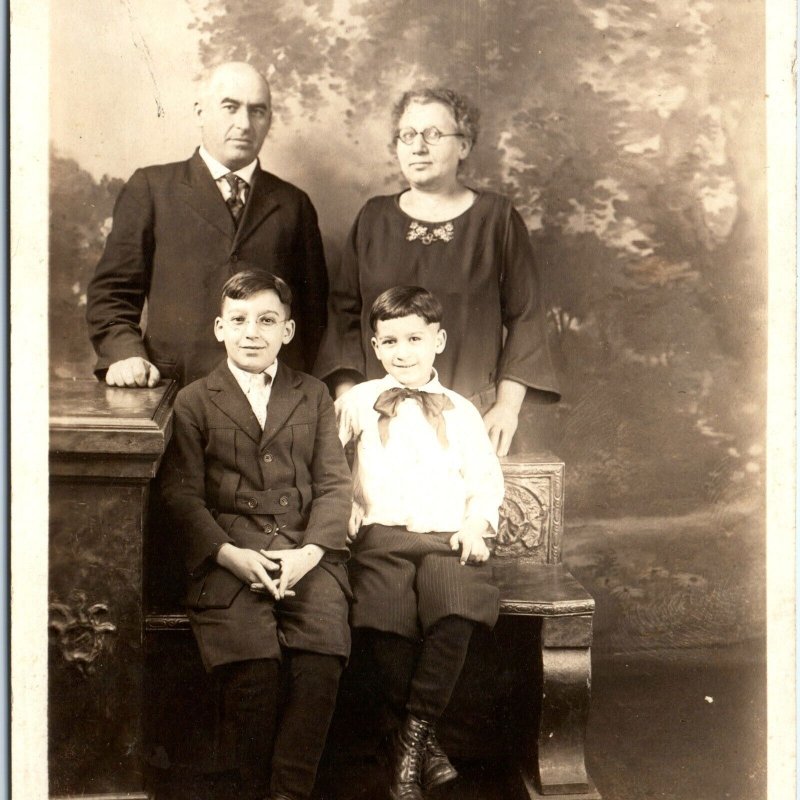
[223,173,247,226]
[247,371,272,428]
[373,387,454,448]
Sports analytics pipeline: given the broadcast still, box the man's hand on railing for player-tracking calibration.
[105,357,161,388]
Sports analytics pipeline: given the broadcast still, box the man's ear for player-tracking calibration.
[435,327,447,354]
[281,319,296,345]
[214,317,224,342]
[370,336,380,357]
[194,101,204,127]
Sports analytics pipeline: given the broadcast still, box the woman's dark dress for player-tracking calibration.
[315,190,559,403]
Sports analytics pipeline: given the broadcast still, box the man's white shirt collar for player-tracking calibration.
[199,146,258,185]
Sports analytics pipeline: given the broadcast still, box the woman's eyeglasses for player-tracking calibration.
[396,127,464,146]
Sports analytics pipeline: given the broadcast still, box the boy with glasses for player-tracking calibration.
[159,270,351,800]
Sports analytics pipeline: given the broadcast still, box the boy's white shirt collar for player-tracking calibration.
[199,146,258,185]
[227,358,279,393]
[338,367,505,535]
[379,369,445,394]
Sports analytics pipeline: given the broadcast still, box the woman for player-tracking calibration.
[315,87,559,456]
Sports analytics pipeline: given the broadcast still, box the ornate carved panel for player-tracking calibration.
[48,590,117,676]
[49,479,149,796]
[496,456,565,564]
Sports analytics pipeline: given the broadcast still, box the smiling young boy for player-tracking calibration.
[158,270,351,800]
[335,285,505,800]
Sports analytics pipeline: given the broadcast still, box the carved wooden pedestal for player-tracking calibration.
[493,565,600,799]
[49,380,176,800]
[494,455,600,799]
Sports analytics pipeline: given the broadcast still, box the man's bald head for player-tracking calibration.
[198,62,271,105]
[195,62,272,170]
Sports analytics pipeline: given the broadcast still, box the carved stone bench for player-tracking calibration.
[48,380,598,799]
[146,454,600,799]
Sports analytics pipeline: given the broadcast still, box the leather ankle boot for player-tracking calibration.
[388,714,430,800]
[422,728,458,790]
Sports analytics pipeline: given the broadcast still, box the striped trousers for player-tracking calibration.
[349,524,500,639]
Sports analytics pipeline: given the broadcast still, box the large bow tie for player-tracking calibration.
[373,387,455,448]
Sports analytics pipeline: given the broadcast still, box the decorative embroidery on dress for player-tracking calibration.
[406,220,454,244]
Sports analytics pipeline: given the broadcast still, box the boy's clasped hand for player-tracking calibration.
[248,546,326,600]
[216,542,289,601]
[255,545,325,599]
[218,540,326,600]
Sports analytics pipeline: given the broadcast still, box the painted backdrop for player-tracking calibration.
[50,0,765,656]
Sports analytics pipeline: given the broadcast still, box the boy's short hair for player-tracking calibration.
[220,270,293,316]
[368,285,443,332]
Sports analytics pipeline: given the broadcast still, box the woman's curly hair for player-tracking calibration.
[391,87,481,147]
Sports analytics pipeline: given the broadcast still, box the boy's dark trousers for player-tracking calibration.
[368,616,476,726]
[216,650,343,800]
[348,524,501,728]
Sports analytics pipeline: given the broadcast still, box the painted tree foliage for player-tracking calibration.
[51,0,764,517]
[50,152,124,379]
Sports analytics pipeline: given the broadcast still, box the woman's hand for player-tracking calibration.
[258,545,324,598]
[331,369,362,400]
[483,379,526,457]
[216,543,282,600]
[483,403,520,457]
[335,380,357,399]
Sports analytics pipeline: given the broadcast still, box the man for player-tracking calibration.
[86,61,328,387]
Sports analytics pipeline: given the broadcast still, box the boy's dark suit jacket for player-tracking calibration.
[86,149,328,385]
[158,359,352,667]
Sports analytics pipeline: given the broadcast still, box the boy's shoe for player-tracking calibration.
[388,714,430,800]
[422,729,458,790]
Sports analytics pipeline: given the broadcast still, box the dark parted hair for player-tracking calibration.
[391,87,481,146]
[369,286,444,332]
[220,270,293,316]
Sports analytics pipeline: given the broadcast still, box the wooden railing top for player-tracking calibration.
[49,379,178,479]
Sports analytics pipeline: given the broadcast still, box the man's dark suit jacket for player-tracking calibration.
[86,149,328,384]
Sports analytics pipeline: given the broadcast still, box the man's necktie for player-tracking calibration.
[223,173,247,226]
[247,371,272,429]
[373,387,455,448]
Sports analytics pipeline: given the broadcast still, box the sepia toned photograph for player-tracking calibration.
[10,1,795,798]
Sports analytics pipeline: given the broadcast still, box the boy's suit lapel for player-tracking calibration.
[207,361,263,445]
[261,362,303,447]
